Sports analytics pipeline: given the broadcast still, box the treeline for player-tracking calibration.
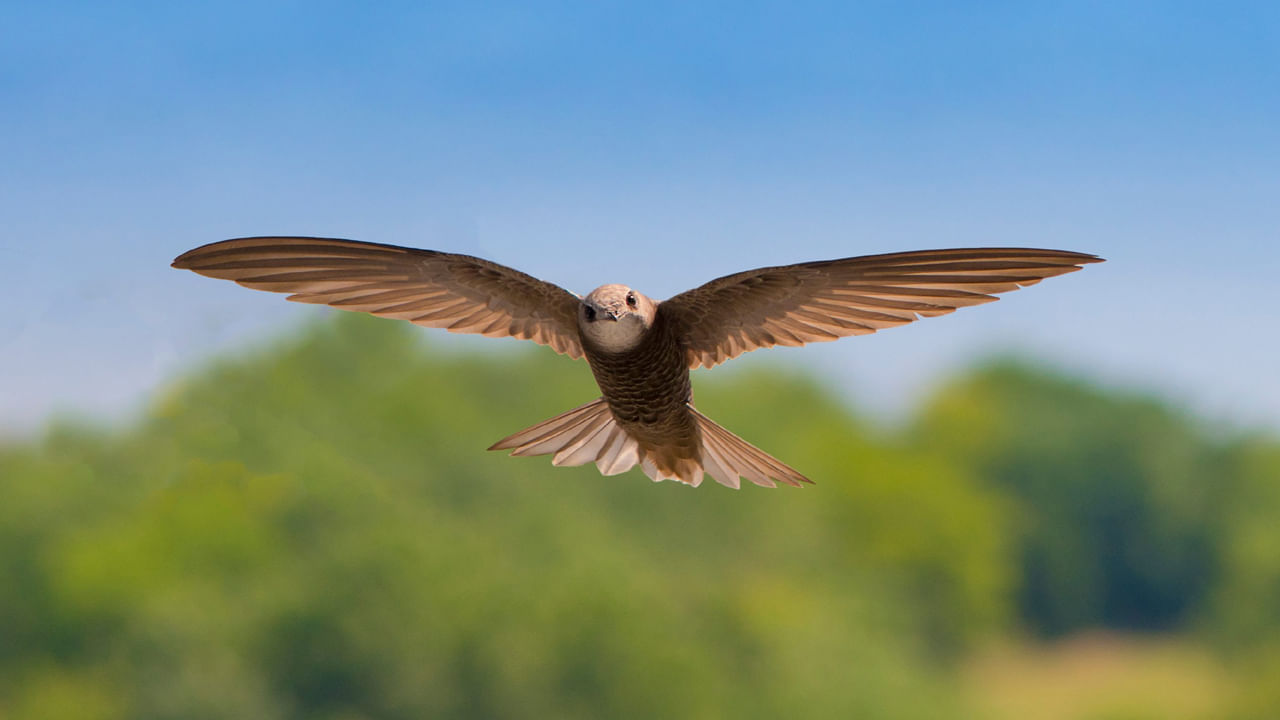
[2,312,1278,718]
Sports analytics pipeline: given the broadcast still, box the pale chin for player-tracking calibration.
[584,317,647,352]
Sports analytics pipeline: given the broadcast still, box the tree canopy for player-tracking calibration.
[2,312,1277,718]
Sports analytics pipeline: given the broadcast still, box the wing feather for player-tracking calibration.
[661,247,1102,368]
[173,237,584,358]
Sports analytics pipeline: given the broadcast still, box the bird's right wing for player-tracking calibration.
[173,237,585,358]
[660,247,1102,369]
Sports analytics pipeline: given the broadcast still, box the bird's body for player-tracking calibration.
[173,237,1102,488]
[585,307,692,447]
[579,296,703,484]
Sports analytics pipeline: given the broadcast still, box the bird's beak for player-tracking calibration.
[605,309,620,321]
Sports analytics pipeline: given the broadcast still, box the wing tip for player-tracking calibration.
[171,250,197,269]
[171,236,403,271]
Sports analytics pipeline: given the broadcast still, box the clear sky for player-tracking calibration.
[3,2,1278,435]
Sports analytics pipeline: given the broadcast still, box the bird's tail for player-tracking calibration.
[489,399,812,490]
[488,398,641,477]
[688,408,811,489]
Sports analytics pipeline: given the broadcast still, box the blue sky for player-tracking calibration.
[3,2,1278,434]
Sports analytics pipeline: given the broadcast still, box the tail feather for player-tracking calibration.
[489,399,605,457]
[489,399,811,489]
[640,455,705,488]
[488,399,642,477]
[690,408,811,488]
[553,419,613,466]
[595,426,640,475]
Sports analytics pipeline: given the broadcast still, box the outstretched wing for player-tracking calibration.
[660,247,1102,369]
[173,237,585,358]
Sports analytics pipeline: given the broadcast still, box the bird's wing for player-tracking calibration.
[660,247,1103,369]
[173,237,585,358]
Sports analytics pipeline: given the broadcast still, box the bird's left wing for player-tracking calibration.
[174,237,585,358]
[660,247,1102,369]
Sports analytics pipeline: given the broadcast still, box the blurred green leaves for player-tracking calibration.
[2,312,1277,718]
[912,361,1226,636]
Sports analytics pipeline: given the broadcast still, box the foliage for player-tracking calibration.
[1,314,997,719]
[2,313,1277,718]
[910,361,1230,637]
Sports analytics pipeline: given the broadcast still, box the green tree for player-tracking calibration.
[911,360,1222,637]
[1,313,1007,719]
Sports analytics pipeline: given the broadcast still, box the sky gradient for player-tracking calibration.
[3,2,1278,434]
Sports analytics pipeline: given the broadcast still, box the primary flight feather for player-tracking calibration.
[173,237,1102,489]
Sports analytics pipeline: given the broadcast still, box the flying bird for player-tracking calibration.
[173,238,1102,489]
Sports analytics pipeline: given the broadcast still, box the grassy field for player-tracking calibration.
[963,632,1236,720]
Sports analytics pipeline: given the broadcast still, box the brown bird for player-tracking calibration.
[173,238,1102,489]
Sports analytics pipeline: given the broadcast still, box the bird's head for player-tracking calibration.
[579,284,656,352]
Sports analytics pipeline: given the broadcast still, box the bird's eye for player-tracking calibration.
[584,306,597,321]
[626,293,637,307]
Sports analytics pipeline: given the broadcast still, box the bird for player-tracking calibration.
[173,237,1102,489]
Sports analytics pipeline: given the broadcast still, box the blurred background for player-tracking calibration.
[3,2,1278,718]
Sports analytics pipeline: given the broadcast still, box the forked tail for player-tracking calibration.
[488,399,811,489]
[688,407,810,489]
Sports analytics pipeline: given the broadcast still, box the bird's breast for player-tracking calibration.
[583,318,692,432]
